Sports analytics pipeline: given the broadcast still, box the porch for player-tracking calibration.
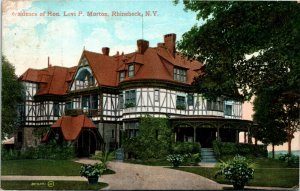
[172,117,254,148]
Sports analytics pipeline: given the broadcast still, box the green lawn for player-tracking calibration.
[1,180,108,190]
[124,158,170,166]
[1,159,115,176]
[173,167,299,188]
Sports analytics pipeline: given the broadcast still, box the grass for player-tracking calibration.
[1,180,108,190]
[172,158,299,188]
[1,159,115,176]
[124,158,170,166]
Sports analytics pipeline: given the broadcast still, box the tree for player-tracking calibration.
[2,56,24,139]
[176,1,300,154]
[253,89,287,158]
[176,1,300,101]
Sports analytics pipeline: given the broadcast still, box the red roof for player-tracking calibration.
[19,66,76,95]
[19,33,203,91]
[51,115,96,141]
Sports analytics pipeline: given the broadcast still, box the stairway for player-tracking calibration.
[201,148,217,163]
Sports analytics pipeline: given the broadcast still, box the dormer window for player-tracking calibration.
[119,71,125,82]
[174,67,187,82]
[128,64,134,77]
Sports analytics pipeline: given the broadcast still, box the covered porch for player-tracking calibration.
[44,114,104,157]
[172,117,254,148]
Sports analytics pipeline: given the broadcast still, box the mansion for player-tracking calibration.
[17,33,252,155]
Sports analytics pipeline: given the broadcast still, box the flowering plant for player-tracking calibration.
[215,155,254,190]
[80,163,106,178]
[167,154,184,167]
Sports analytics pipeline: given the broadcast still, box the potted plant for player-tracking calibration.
[80,163,106,184]
[215,155,254,190]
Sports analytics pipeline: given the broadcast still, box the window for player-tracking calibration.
[207,98,223,111]
[176,95,186,110]
[82,96,90,109]
[225,105,232,116]
[91,94,98,110]
[119,71,125,82]
[174,67,187,82]
[125,122,139,138]
[53,102,60,117]
[65,101,72,110]
[154,89,159,102]
[187,93,194,106]
[128,64,134,77]
[125,90,136,108]
[119,94,124,109]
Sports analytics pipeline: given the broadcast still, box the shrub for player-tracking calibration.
[172,142,200,155]
[215,155,254,190]
[213,141,268,158]
[1,148,20,160]
[122,116,172,160]
[279,153,299,167]
[91,151,114,169]
[167,154,184,167]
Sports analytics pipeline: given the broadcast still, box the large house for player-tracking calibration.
[17,33,253,156]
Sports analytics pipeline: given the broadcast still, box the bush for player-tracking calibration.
[212,141,268,158]
[167,154,184,167]
[215,155,254,190]
[172,142,200,155]
[2,140,75,160]
[278,153,299,167]
[122,116,172,160]
[91,151,115,169]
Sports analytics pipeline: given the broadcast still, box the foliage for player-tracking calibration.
[167,154,184,167]
[253,89,288,158]
[176,104,186,110]
[2,56,24,138]
[32,127,50,138]
[124,102,136,108]
[80,163,106,178]
[171,142,200,155]
[278,153,299,167]
[91,151,115,169]
[176,1,300,102]
[171,142,201,165]
[1,140,75,160]
[212,141,268,158]
[215,155,254,190]
[122,116,172,159]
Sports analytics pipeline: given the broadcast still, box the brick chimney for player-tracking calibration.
[102,47,110,56]
[164,33,176,57]
[137,39,149,54]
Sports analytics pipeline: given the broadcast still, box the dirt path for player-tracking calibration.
[75,159,222,190]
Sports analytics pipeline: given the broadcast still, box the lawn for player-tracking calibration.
[173,166,299,188]
[1,159,115,176]
[1,180,108,190]
[124,158,170,166]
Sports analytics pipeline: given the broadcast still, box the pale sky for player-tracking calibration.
[2,0,299,151]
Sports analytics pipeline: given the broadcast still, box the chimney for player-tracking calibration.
[157,42,165,48]
[102,47,110,56]
[137,39,149,54]
[164,33,176,57]
[47,56,51,67]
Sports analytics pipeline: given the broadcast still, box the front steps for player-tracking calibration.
[201,148,217,163]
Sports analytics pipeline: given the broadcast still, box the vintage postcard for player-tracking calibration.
[1,0,299,190]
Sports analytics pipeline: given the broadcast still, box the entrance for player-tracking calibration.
[196,128,216,148]
[77,130,97,157]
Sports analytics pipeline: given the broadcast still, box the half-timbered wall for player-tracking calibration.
[120,88,241,120]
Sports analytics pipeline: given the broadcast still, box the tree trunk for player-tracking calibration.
[272,144,275,159]
[288,138,292,155]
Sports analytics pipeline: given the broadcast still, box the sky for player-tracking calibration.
[2,0,299,151]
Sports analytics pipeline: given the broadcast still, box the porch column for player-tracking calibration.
[193,127,196,143]
[175,129,177,143]
[236,130,239,144]
[217,127,220,141]
[244,132,247,143]
[247,126,252,144]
